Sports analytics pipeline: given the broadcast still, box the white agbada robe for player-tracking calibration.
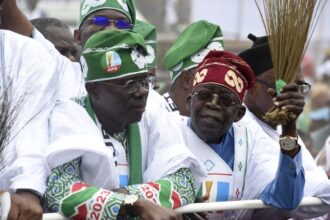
[242,108,330,219]
[171,112,296,219]
[0,30,60,194]
[46,100,206,191]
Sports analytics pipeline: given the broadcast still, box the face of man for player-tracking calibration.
[189,83,245,143]
[88,73,149,133]
[75,9,131,47]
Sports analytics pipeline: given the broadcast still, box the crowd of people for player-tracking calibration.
[0,0,330,219]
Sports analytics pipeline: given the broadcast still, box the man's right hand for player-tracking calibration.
[133,198,182,220]
[8,192,42,220]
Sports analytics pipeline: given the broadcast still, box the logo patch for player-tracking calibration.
[193,69,208,86]
[131,48,146,69]
[103,51,122,73]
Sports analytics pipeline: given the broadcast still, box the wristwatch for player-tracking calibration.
[279,135,298,151]
[122,194,139,217]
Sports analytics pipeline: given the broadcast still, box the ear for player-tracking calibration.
[234,105,246,122]
[180,70,194,90]
[85,82,99,99]
[74,29,82,46]
[185,94,192,116]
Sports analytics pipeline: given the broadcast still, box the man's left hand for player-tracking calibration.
[8,192,42,220]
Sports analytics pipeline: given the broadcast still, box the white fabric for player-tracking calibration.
[243,108,330,219]
[0,30,60,194]
[45,100,206,191]
[178,117,248,202]
[32,28,86,99]
[172,112,303,219]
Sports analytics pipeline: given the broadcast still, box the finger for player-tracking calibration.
[281,83,299,92]
[281,105,305,113]
[7,205,19,220]
[274,99,305,109]
[267,88,277,97]
[274,92,304,102]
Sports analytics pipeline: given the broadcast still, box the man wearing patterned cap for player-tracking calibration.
[44,29,205,220]
[239,34,330,219]
[172,50,306,219]
[163,20,224,116]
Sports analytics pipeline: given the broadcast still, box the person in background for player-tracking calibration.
[163,20,224,115]
[239,33,330,219]
[31,17,79,61]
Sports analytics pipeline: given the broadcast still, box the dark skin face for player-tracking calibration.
[188,84,246,143]
[86,73,149,136]
[74,9,130,47]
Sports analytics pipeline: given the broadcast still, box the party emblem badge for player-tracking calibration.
[103,51,122,73]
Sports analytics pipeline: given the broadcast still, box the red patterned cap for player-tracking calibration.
[193,50,255,102]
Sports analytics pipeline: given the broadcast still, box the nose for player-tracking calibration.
[133,83,149,98]
[206,94,221,109]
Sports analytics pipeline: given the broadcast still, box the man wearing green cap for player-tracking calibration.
[238,34,330,218]
[44,29,205,220]
[0,0,137,100]
[163,20,224,116]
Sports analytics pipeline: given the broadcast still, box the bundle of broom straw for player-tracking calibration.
[255,0,327,125]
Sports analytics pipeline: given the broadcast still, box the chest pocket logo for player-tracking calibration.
[224,70,244,93]
[193,69,208,86]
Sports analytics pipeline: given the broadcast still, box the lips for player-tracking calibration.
[201,113,221,123]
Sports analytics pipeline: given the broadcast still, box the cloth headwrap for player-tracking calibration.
[238,33,273,76]
[164,20,224,82]
[82,29,148,82]
[79,0,136,28]
[133,20,157,69]
[193,51,255,102]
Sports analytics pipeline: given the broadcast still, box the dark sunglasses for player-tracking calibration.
[192,90,239,107]
[101,76,153,94]
[88,15,132,30]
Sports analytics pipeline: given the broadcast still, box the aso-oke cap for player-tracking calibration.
[238,33,273,76]
[79,0,136,27]
[81,29,148,82]
[164,20,224,82]
[133,20,157,69]
[193,51,255,102]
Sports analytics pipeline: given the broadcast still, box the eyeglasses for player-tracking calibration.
[101,76,152,94]
[192,90,239,107]
[88,16,132,30]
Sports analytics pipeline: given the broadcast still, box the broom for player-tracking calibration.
[255,0,327,125]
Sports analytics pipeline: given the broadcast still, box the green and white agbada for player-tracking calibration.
[44,30,206,220]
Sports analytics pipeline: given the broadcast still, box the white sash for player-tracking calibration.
[182,120,248,202]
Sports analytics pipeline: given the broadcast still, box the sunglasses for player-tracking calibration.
[88,16,132,30]
[192,89,239,107]
[101,76,153,94]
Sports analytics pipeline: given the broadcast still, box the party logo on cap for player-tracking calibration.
[102,51,122,73]
[81,0,107,16]
[145,45,156,65]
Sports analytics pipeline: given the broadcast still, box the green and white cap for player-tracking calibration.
[79,0,136,27]
[164,20,224,82]
[133,20,157,69]
[82,29,148,82]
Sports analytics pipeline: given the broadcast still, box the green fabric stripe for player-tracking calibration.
[84,96,96,122]
[61,187,99,217]
[156,179,172,208]
[127,123,142,184]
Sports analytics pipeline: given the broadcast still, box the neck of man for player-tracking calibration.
[96,113,126,136]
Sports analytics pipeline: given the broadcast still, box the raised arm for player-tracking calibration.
[0,0,33,36]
